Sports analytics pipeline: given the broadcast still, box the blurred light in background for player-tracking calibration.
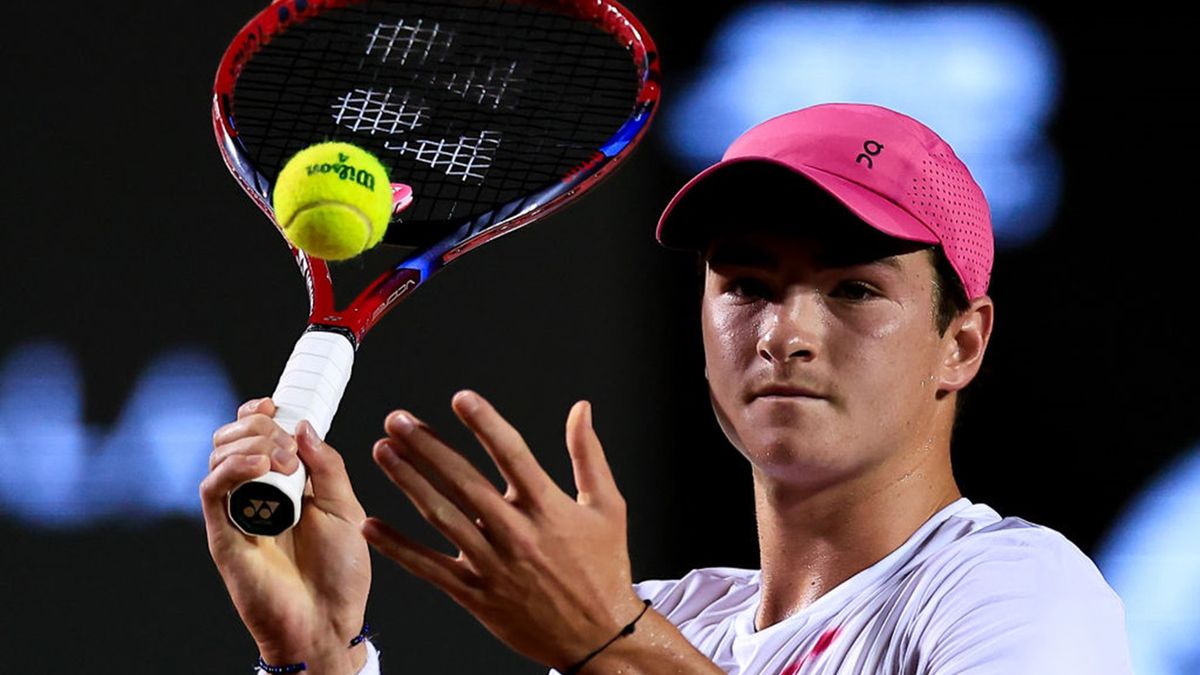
[0,341,234,527]
[1096,445,1200,675]
[662,3,1061,248]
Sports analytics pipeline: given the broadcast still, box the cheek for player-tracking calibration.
[830,309,938,407]
[702,302,760,365]
[821,304,895,370]
[701,301,762,399]
[838,301,906,341]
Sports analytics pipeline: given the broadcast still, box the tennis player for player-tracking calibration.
[202,103,1133,674]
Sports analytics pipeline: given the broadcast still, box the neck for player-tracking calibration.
[750,422,960,630]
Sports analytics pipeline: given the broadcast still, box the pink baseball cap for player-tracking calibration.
[656,103,993,299]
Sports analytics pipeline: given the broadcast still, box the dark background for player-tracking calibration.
[0,2,1193,672]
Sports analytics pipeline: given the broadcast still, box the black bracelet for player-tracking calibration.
[563,600,652,675]
[255,621,372,673]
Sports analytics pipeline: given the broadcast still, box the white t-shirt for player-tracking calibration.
[351,499,1132,675]
[613,499,1132,674]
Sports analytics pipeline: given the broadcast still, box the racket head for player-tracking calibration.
[213,0,660,341]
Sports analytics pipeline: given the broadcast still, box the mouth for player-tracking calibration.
[752,384,825,400]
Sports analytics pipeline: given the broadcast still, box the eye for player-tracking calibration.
[725,276,772,301]
[831,281,880,302]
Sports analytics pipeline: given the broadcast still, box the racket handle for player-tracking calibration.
[227,331,356,536]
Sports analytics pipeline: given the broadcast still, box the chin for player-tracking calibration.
[736,428,865,487]
[713,394,868,482]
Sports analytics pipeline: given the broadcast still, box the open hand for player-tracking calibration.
[362,390,646,672]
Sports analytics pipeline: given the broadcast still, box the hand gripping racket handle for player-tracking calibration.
[227,331,355,536]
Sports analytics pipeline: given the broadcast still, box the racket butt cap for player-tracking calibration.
[227,464,306,536]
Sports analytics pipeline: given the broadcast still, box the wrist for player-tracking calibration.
[577,609,725,675]
[563,599,653,675]
[577,607,667,673]
[257,627,370,675]
[257,642,355,675]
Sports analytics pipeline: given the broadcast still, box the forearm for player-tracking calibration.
[577,610,725,675]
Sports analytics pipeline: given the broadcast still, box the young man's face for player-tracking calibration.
[700,216,952,488]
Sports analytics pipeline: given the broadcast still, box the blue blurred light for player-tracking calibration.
[0,342,88,526]
[1096,446,1200,675]
[0,341,236,528]
[662,3,1061,248]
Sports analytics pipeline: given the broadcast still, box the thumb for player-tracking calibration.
[566,401,618,506]
[200,453,269,555]
[296,420,363,517]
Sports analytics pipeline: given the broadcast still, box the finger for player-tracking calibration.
[296,420,363,519]
[362,517,476,603]
[566,401,620,507]
[384,410,515,523]
[210,429,299,475]
[449,390,559,506]
[373,438,500,567]
[212,413,290,451]
[200,454,270,549]
[237,397,277,420]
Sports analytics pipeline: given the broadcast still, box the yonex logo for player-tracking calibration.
[856,140,884,169]
[244,499,281,520]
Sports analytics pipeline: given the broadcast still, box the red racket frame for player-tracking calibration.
[212,0,660,345]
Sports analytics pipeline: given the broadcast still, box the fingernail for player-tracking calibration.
[456,390,480,413]
[361,518,383,540]
[300,420,321,448]
[584,401,593,427]
[375,439,399,465]
[391,411,415,435]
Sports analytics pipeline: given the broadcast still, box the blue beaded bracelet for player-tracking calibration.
[256,658,306,674]
[350,621,372,647]
[255,622,372,673]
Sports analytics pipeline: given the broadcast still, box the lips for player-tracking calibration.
[753,383,824,399]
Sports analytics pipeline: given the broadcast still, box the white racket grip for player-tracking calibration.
[227,331,355,536]
[271,331,356,440]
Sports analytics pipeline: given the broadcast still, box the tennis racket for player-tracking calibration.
[213,0,659,536]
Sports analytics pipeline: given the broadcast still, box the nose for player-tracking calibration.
[756,290,819,365]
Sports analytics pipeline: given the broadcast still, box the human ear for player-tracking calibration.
[937,296,994,393]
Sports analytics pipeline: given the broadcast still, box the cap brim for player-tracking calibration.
[656,156,940,250]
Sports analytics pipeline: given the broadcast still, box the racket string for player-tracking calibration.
[231,0,639,244]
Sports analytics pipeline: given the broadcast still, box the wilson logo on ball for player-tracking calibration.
[305,152,378,191]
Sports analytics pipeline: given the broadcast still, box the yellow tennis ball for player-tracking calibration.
[272,142,392,261]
